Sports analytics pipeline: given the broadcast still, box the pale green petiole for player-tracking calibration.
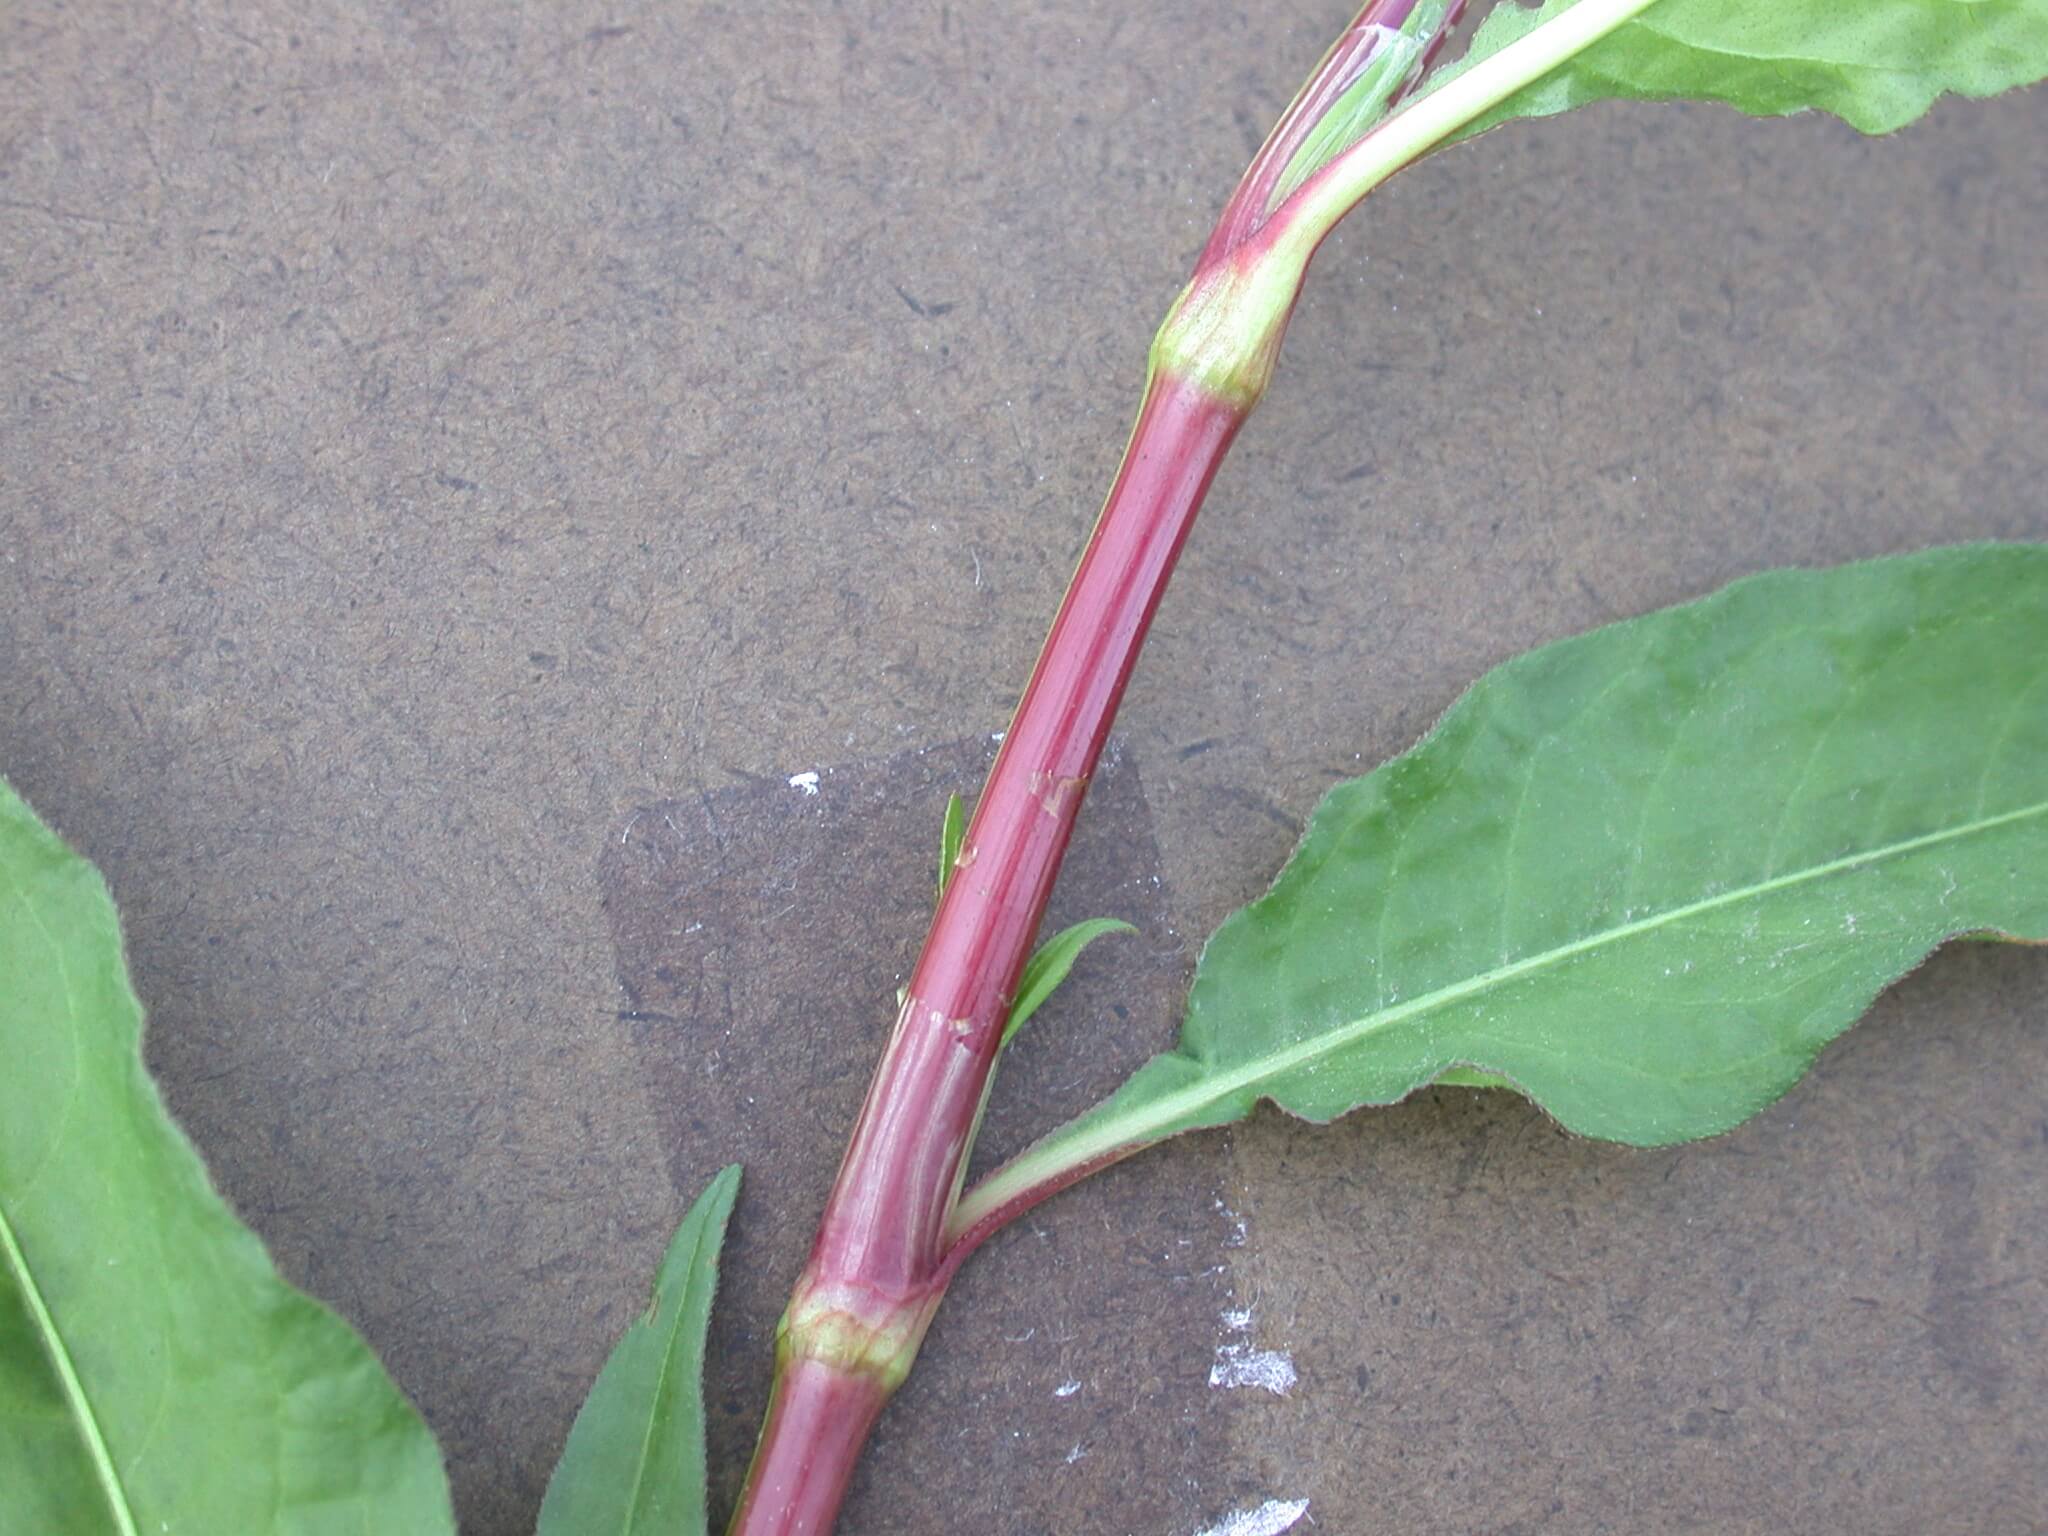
[1263,1,1448,215]
[951,802,2048,1242]
[1152,0,1663,425]
[1266,0,1663,263]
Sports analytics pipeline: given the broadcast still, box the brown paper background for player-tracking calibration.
[4,3,2045,1532]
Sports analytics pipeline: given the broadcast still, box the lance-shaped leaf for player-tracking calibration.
[1421,0,2048,141]
[954,545,2048,1236]
[537,1165,741,1536]
[0,779,454,1535]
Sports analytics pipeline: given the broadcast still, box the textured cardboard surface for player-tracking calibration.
[4,2,2046,1532]
[600,737,1243,1532]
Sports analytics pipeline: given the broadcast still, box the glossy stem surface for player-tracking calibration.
[726,2,1479,1525]
[723,1357,889,1536]
[724,372,1247,1536]
[815,371,1244,1291]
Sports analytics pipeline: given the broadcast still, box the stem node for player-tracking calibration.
[779,1272,939,1396]
[1150,250,1305,414]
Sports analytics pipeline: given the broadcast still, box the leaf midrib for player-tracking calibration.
[0,849,141,1536]
[1059,796,2047,1165]
[0,1193,138,1536]
[621,1193,722,1534]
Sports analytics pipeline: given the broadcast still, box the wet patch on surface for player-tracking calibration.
[601,735,1252,1533]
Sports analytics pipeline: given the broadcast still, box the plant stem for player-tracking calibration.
[725,6,1478,1531]
[727,369,1252,1536]
[944,0,1673,1245]
[722,1355,890,1536]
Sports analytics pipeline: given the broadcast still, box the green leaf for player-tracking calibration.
[1423,0,2048,141]
[956,546,2048,1230]
[938,793,966,901]
[0,779,454,1535]
[537,1165,741,1536]
[1003,919,1137,1046]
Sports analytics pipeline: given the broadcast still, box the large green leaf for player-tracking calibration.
[956,546,2048,1230]
[537,1165,740,1536]
[1425,0,2048,140]
[0,781,454,1534]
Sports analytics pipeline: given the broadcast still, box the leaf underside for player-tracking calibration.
[994,544,2048,1183]
[0,781,454,1535]
[1423,0,2048,141]
[537,1165,740,1536]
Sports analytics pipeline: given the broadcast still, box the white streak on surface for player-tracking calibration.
[1053,1379,1081,1398]
[787,771,821,795]
[1209,1304,1294,1394]
[1208,1342,1297,1395]
[1189,1497,1310,1536]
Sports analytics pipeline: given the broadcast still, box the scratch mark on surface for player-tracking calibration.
[1189,1497,1310,1536]
[1028,768,1089,817]
[1209,1304,1295,1394]
[1208,1341,1296,1395]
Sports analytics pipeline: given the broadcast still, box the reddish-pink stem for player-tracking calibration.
[726,7,1466,1530]
[815,371,1244,1289]
[1200,0,1466,268]
[726,374,1246,1536]
[723,1357,889,1536]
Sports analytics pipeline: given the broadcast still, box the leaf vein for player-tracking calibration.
[1124,797,2048,1150]
[0,853,140,1536]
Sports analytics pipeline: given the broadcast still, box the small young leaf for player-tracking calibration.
[1004,919,1137,1045]
[938,793,967,900]
[1422,0,2048,142]
[538,1165,741,1536]
[0,779,455,1535]
[956,545,2048,1232]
